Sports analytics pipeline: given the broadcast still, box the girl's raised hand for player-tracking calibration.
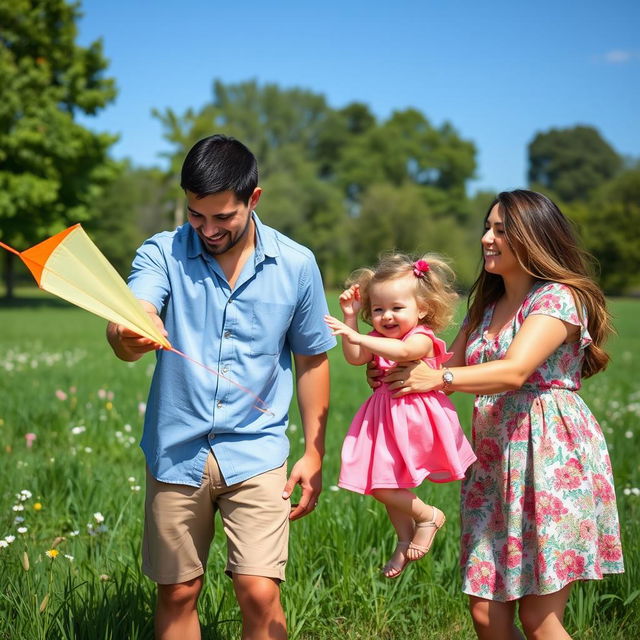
[339,285,361,317]
[324,315,361,344]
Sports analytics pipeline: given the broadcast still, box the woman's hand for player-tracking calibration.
[366,360,383,389]
[384,360,444,397]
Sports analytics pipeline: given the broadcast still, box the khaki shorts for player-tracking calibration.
[142,453,290,584]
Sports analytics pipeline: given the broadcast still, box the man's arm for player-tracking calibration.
[106,300,167,362]
[282,352,330,521]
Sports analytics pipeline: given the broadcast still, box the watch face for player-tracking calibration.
[443,371,454,383]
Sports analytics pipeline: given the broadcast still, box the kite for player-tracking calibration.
[0,224,272,414]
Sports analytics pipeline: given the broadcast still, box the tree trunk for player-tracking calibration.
[4,250,15,300]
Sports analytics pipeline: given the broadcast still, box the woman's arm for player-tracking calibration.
[385,314,578,396]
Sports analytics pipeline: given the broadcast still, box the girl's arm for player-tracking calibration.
[385,313,577,396]
[324,316,433,363]
[324,314,373,365]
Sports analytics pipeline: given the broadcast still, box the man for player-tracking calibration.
[107,134,335,640]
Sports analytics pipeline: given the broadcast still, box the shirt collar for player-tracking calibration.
[186,211,279,261]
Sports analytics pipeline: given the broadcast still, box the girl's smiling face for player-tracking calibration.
[369,275,424,338]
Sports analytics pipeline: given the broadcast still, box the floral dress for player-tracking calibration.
[460,281,624,601]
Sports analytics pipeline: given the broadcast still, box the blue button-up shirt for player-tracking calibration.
[128,213,336,487]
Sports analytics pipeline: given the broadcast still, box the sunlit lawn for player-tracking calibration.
[0,288,638,639]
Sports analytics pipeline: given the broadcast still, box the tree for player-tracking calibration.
[0,0,117,298]
[153,80,479,288]
[347,183,479,290]
[85,162,174,277]
[336,109,476,211]
[527,126,622,202]
[154,80,352,283]
[574,170,640,294]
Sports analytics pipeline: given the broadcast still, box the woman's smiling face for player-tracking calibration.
[481,204,521,277]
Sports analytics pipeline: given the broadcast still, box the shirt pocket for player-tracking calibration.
[250,302,295,356]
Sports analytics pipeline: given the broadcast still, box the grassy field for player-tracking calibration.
[0,290,638,639]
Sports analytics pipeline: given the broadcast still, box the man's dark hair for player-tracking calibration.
[180,135,258,204]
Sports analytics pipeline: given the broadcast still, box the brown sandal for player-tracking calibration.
[406,507,446,561]
[382,541,411,579]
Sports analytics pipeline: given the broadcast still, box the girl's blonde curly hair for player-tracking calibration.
[347,252,458,334]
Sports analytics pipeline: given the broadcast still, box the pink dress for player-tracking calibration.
[338,325,477,495]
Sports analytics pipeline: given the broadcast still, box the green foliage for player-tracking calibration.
[83,162,174,277]
[528,126,622,203]
[153,80,479,288]
[577,170,640,293]
[0,297,638,638]
[0,0,119,298]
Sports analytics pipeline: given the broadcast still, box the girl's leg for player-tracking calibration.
[468,596,524,640]
[518,584,573,640]
[381,504,414,578]
[370,487,445,561]
[370,490,415,578]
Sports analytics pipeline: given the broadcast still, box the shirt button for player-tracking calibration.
[222,365,229,373]
[216,401,223,409]
[223,330,231,338]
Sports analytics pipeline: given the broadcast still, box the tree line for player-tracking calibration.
[1,1,638,298]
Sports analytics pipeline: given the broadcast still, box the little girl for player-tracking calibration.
[325,253,476,578]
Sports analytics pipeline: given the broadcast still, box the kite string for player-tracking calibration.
[0,241,21,256]
[166,347,274,416]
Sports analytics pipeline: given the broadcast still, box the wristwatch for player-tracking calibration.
[442,367,454,390]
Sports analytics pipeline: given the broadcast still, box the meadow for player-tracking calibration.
[0,292,638,640]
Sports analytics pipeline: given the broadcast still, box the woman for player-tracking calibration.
[377,190,624,639]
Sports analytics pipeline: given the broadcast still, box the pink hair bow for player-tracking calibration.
[413,259,430,278]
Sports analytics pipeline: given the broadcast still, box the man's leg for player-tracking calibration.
[214,464,290,640]
[143,462,216,640]
[232,574,287,640]
[155,577,204,640]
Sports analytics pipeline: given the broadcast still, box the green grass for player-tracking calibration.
[0,292,638,639]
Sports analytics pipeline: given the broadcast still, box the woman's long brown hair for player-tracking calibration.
[466,190,612,378]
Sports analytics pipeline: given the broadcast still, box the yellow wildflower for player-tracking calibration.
[34,502,42,511]
[45,549,59,559]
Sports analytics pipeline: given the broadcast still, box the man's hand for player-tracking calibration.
[107,301,168,362]
[282,452,323,521]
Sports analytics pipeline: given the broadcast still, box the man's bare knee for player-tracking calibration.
[157,578,202,610]
[234,575,282,618]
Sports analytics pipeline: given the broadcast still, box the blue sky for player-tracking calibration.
[77,0,640,193]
